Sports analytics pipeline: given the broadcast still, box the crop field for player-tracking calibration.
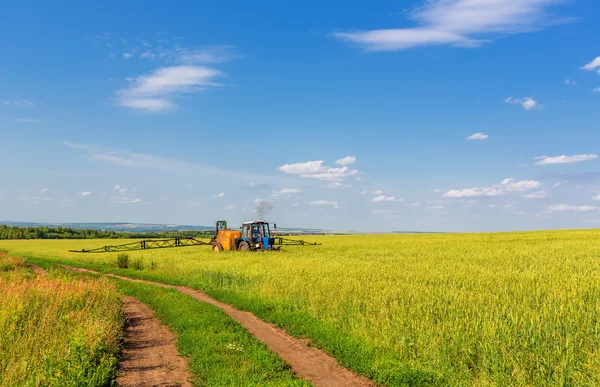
[3,229,600,386]
[0,254,123,387]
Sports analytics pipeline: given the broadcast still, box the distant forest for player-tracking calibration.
[0,225,213,240]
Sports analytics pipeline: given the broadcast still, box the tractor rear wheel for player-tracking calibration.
[238,242,250,252]
[212,243,223,253]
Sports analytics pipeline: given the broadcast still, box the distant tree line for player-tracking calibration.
[0,225,214,240]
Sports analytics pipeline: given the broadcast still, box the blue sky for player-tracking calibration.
[1,0,600,232]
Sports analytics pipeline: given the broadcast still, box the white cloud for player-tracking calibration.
[372,190,383,195]
[310,200,339,208]
[213,192,225,198]
[116,65,222,112]
[544,204,597,213]
[332,0,568,51]
[110,196,142,204]
[522,190,548,199]
[552,182,562,188]
[466,132,488,141]
[78,191,92,197]
[360,190,368,195]
[564,79,576,86]
[411,202,421,206]
[122,53,133,60]
[279,188,303,195]
[444,178,541,198]
[335,156,357,165]
[41,188,49,193]
[224,204,236,210]
[505,97,539,110]
[278,160,359,182]
[593,87,600,93]
[113,185,128,193]
[489,204,500,208]
[372,195,402,202]
[13,118,42,124]
[592,194,600,201]
[500,178,542,192]
[534,154,598,165]
[443,187,505,198]
[582,56,600,71]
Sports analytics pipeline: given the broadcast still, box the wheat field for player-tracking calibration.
[3,229,600,386]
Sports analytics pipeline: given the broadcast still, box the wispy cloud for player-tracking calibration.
[443,178,542,198]
[522,190,548,199]
[582,56,600,72]
[534,154,597,165]
[466,132,488,141]
[13,118,42,124]
[278,160,360,182]
[544,204,597,213]
[372,195,402,202]
[310,200,340,208]
[1,98,36,107]
[505,97,539,110]
[278,188,303,195]
[564,79,576,86]
[110,196,142,204]
[116,65,222,112]
[335,156,357,165]
[372,210,395,215]
[593,87,600,93]
[59,141,271,182]
[78,191,92,197]
[333,0,570,51]
[213,192,225,198]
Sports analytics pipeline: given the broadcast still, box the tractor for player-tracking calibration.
[210,220,279,252]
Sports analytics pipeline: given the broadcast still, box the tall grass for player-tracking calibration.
[0,255,124,387]
[5,229,600,385]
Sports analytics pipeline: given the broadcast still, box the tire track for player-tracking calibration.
[57,264,375,387]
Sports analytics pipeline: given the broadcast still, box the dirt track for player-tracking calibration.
[27,263,47,275]
[117,296,192,387]
[58,264,375,387]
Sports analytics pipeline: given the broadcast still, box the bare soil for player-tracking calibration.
[57,264,375,387]
[117,296,192,387]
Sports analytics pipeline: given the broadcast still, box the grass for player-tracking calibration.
[5,229,600,386]
[0,253,123,387]
[109,277,309,386]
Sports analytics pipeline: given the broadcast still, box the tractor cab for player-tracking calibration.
[240,220,277,251]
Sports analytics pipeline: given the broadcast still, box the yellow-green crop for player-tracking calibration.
[0,254,123,387]
[4,229,600,386]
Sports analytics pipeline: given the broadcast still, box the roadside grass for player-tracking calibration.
[8,229,600,386]
[0,254,123,387]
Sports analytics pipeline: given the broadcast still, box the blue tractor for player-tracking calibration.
[237,220,278,251]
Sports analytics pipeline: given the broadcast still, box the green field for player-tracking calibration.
[4,229,600,386]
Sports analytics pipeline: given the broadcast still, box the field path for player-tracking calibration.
[27,263,47,275]
[117,296,192,387]
[57,264,375,387]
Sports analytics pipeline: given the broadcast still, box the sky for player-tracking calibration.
[1,0,600,232]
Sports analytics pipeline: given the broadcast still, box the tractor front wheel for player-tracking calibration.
[238,242,250,252]
[212,243,223,253]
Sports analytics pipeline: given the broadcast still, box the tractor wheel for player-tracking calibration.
[212,243,223,253]
[238,242,250,252]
